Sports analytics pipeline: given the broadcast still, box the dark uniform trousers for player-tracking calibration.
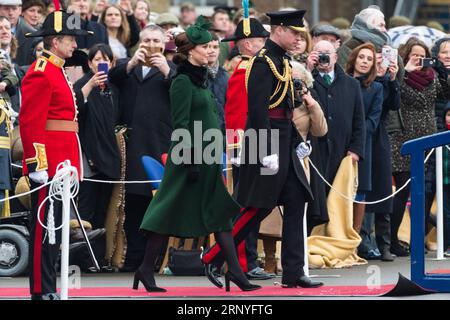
[29,180,63,295]
[202,159,307,284]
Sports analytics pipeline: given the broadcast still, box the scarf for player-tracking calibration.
[177,60,208,88]
[405,68,435,91]
[207,63,219,79]
[350,15,389,50]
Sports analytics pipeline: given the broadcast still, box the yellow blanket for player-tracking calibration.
[308,156,367,269]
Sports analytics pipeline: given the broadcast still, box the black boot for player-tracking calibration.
[133,232,168,292]
[214,232,261,292]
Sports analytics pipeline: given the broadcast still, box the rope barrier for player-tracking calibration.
[2,149,437,206]
[307,148,436,205]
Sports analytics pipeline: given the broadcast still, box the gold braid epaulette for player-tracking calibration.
[245,49,295,110]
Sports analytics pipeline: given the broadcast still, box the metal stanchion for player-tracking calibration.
[435,147,445,260]
[60,161,72,300]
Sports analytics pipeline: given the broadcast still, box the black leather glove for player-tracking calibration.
[186,164,200,182]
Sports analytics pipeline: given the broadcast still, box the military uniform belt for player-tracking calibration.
[268,107,291,120]
[46,120,79,133]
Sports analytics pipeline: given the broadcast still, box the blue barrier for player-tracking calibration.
[402,130,450,292]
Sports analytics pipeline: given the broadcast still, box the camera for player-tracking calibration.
[318,53,330,65]
[293,78,304,107]
[421,58,436,68]
[293,78,303,92]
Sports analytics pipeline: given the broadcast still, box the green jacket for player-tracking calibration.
[140,65,240,237]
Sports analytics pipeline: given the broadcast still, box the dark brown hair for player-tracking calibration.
[346,42,377,87]
[398,37,431,65]
[172,32,195,65]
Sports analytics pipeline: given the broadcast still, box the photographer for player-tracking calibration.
[389,37,441,257]
[310,40,365,188]
[74,44,120,233]
[291,61,329,230]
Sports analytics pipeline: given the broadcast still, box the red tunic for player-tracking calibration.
[20,50,81,178]
[224,58,249,144]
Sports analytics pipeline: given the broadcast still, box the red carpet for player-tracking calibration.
[428,269,450,274]
[0,285,395,298]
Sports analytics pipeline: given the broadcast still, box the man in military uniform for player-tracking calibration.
[0,49,18,217]
[19,1,92,300]
[221,18,273,281]
[202,10,323,288]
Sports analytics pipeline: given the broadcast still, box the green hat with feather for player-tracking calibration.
[186,16,213,45]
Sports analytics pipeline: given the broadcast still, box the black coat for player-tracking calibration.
[109,59,176,196]
[74,71,121,180]
[312,65,366,185]
[356,77,383,193]
[366,75,401,213]
[235,39,312,209]
[75,19,109,50]
[207,66,228,133]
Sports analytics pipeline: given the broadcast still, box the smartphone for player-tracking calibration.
[144,46,163,67]
[421,58,435,68]
[381,47,391,68]
[97,62,108,77]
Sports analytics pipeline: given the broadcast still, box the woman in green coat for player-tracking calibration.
[132,17,261,293]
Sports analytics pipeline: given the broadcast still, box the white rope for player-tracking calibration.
[307,148,436,205]
[36,163,79,241]
[0,178,57,203]
[11,163,23,168]
[83,178,161,184]
[83,167,233,184]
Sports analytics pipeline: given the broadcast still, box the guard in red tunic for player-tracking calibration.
[19,2,92,300]
[223,19,269,145]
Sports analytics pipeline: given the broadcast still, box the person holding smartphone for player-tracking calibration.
[73,44,121,259]
[389,37,441,257]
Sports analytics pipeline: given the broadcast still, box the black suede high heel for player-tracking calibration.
[132,269,167,292]
[224,272,262,292]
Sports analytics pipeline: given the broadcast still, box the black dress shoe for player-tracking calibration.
[204,263,224,288]
[282,275,324,288]
[391,243,409,257]
[31,293,60,300]
[246,267,276,280]
[381,250,395,262]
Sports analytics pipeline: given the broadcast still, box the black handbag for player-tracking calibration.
[168,247,204,276]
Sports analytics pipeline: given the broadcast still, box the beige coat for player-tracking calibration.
[292,101,328,182]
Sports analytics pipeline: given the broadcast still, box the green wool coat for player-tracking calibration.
[140,73,241,237]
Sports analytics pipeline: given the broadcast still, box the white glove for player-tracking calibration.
[230,157,241,166]
[29,170,49,184]
[296,142,312,160]
[262,154,279,172]
[230,148,242,166]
